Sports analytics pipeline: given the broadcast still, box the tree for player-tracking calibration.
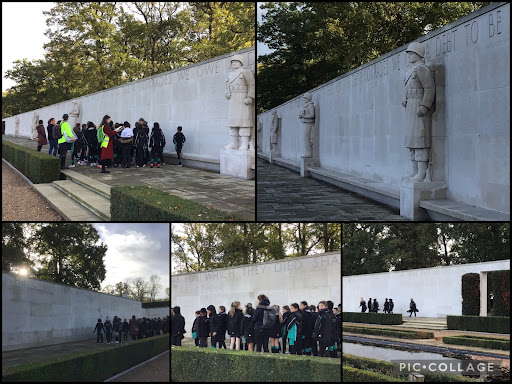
[130,276,149,302]
[257,2,492,113]
[148,274,162,301]
[114,281,130,297]
[165,287,170,298]
[2,223,32,273]
[30,223,107,289]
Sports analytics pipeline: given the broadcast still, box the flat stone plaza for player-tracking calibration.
[2,135,255,221]
[257,158,407,221]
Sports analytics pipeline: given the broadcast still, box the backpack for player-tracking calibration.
[260,307,277,330]
[53,123,62,140]
[136,131,148,148]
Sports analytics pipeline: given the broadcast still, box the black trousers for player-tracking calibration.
[96,332,103,343]
[151,146,163,163]
[210,334,218,348]
[255,329,269,352]
[171,335,182,346]
[218,336,226,349]
[121,143,132,167]
[318,341,330,357]
[136,147,145,166]
[302,335,312,355]
[123,331,128,341]
[281,335,287,353]
[198,337,208,347]
[312,338,318,356]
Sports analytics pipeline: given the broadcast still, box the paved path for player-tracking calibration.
[110,351,169,382]
[2,160,64,221]
[257,158,407,221]
[3,135,255,220]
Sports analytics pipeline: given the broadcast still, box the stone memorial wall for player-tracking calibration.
[258,3,509,219]
[1,273,169,351]
[342,260,510,318]
[3,47,255,173]
[171,251,341,330]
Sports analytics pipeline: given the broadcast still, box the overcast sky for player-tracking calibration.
[1,2,146,92]
[95,224,170,299]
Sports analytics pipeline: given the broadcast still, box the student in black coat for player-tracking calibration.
[171,306,186,346]
[287,303,303,355]
[327,300,338,358]
[269,305,282,354]
[281,305,291,354]
[196,308,209,347]
[192,311,201,347]
[368,298,373,313]
[240,306,255,351]
[217,306,228,349]
[207,305,220,348]
[309,305,319,356]
[300,301,314,355]
[228,301,244,350]
[313,301,333,358]
[252,294,272,353]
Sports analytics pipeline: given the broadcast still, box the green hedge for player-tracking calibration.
[343,354,478,382]
[171,346,340,382]
[142,300,170,308]
[343,366,404,382]
[2,334,169,382]
[488,270,510,317]
[461,273,480,316]
[343,325,434,339]
[443,335,510,351]
[2,140,60,183]
[343,312,403,325]
[110,186,241,221]
[447,315,510,334]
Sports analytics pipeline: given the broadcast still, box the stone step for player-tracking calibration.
[399,323,448,330]
[53,180,111,221]
[32,183,104,221]
[60,169,111,199]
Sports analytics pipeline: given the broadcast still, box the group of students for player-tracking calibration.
[93,315,170,344]
[171,294,341,358]
[35,114,187,172]
[358,297,419,317]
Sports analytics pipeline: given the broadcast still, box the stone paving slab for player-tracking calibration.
[257,158,407,221]
[3,135,255,220]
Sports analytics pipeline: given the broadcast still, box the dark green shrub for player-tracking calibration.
[110,186,241,221]
[488,270,510,317]
[342,312,403,325]
[343,325,434,339]
[2,140,60,183]
[171,346,340,382]
[142,300,169,308]
[461,273,480,316]
[2,334,169,382]
[443,335,509,350]
[343,366,404,382]
[447,315,510,333]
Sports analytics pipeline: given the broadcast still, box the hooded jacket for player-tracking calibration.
[313,309,333,343]
[171,306,186,337]
[287,310,303,336]
[252,298,271,331]
[228,308,243,337]
[301,308,314,338]
[207,305,219,335]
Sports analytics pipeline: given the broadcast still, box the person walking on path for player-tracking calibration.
[409,298,418,317]
[35,120,47,152]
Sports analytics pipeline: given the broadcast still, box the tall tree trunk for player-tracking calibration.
[323,223,329,252]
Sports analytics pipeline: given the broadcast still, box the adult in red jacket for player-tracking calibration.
[98,115,121,173]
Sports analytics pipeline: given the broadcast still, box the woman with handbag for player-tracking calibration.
[35,120,47,152]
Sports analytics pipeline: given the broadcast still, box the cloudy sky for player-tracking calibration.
[95,224,170,299]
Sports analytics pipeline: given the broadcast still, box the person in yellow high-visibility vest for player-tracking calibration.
[58,114,75,169]
[98,114,121,173]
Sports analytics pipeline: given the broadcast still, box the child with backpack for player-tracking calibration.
[173,126,186,167]
[253,294,272,353]
[227,301,243,350]
[134,123,149,168]
[269,305,282,354]
[287,303,303,355]
[149,122,166,168]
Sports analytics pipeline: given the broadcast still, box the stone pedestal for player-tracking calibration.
[220,149,255,179]
[400,179,446,220]
[300,156,319,177]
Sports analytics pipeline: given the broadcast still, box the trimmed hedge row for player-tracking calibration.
[110,186,241,221]
[142,300,169,308]
[2,140,60,183]
[461,273,480,316]
[2,334,169,382]
[342,354,478,382]
[443,335,510,351]
[171,346,341,382]
[447,315,510,334]
[343,312,403,325]
[343,325,434,339]
[343,366,404,382]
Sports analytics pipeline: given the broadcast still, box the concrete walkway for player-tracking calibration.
[257,158,407,221]
[2,135,255,220]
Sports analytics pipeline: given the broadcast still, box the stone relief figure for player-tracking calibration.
[15,117,20,136]
[225,54,255,151]
[402,42,435,182]
[256,118,262,150]
[298,92,315,157]
[32,112,39,139]
[271,110,279,151]
[70,100,81,127]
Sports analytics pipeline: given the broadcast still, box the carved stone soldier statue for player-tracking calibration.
[402,42,435,182]
[70,100,81,130]
[32,112,39,139]
[298,92,315,158]
[225,54,255,151]
[257,118,263,150]
[270,110,279,151]
[15,116,20,136]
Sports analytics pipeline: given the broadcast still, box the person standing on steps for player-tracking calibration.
[57,114,75,169]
